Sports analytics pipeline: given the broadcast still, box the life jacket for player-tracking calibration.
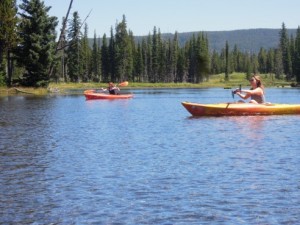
[109,89,117,95]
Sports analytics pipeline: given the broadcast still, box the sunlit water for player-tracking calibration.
[1,88,300,224]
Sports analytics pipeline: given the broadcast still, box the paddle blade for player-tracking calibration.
[119,81,128,86]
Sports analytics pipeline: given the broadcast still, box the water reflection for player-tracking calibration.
[227,116,267,141]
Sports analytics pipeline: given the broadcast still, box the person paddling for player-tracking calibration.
[234,75,266,104]
[101,82,120,95]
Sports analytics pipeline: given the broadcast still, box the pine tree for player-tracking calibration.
[81,23,91,81]
[164,38,171,83]
[17,0,58,87]
[151,26,159,82]
[134,43,144,82]
[177,47,188,82]
[171,32,179,82]
[157,29,168,82]
[187,35,196,83]
[225,41,230,81]
[258,47,268,73]
[274,48,284,79]
[66,11,82,82]
[194,33,209,82]
[100,34,109,82]
[200,34,210,81]
[266,49,275,74]
[290,34,296,79]
[114,15,132,82]
[127,30,135,81]
[142,37,150,82]
[91,31,99,81]
[244,52,252,79]
[294,27,300,83]
[210,50,221,75]
[0,0,18,86]
[146,34,153,82]
[108,27,116,81]
[56,18,67,82]
[279,23,293,80]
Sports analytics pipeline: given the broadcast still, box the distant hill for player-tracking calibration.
[90,28,297,54]
[155,29,297,53]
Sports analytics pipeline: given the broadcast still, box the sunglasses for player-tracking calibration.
[249,78,256,82]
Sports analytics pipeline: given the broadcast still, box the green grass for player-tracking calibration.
[208,73,290,88]
[1,87,48,96]
[48,73,290,89]
[0,73,292,96]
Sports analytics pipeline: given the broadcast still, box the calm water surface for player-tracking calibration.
[1,88,300,224]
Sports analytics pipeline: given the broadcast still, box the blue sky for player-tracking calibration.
[19,0,300,37]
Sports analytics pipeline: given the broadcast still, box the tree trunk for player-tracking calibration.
[6,50,13,87]
[48,0,74,78]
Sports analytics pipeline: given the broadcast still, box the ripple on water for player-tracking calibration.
[1,90,300,224]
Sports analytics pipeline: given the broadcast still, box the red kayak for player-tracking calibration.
[84,90,133,100]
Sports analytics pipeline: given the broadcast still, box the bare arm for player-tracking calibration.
[235,87,263,99]
[241,88,263,95]
[236,91,251,100]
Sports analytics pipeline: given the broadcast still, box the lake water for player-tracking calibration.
[1,88,300,224]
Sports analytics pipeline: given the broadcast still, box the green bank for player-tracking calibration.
[0,73,292,96]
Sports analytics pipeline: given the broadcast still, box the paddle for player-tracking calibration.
[232,84,241,99]
[98,81,128,92]
[118,81,129,87]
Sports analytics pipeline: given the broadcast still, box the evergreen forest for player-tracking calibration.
[1,0,300,87]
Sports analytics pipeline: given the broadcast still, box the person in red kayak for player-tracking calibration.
[102,82,120,95]
[234,75,266,104]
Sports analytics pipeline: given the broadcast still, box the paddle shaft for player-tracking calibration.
[232,84,242,99]
[100,81,128,92]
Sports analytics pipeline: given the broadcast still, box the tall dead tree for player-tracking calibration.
[48,0,74,79]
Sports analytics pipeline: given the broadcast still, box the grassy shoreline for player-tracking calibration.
[0,73,292,96]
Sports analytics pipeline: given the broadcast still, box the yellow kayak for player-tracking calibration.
[182,102,300,116]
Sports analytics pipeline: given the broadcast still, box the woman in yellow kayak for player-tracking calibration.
[235,75,266,104]
[101,82,120,95]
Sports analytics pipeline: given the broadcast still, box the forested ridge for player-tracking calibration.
[91,29,297,54]
[159,29,297,53]
[1,0,300,87]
